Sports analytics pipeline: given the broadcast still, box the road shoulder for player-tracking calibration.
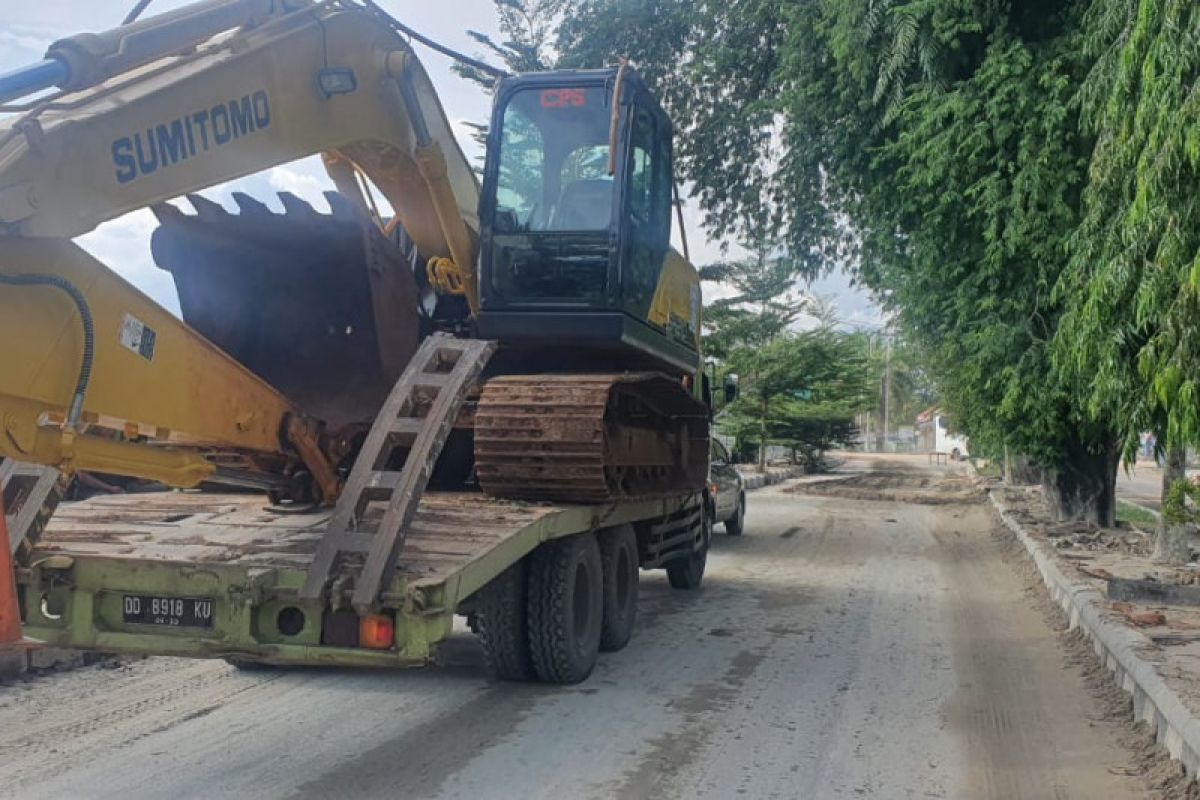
[989,487,1200,794]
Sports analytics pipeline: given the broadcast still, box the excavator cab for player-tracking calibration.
[476,68,701,376]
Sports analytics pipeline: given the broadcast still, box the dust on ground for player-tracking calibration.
[788,453,984,505]
[987,517,1199,799]
[995,481,1200,729]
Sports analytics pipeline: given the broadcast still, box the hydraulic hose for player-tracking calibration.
[0,274,94,430]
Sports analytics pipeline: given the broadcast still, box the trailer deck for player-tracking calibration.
[17,489,698,667]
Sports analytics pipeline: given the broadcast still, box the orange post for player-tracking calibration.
[0,492,26,647]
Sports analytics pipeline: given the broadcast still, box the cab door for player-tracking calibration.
[619,95,672,326]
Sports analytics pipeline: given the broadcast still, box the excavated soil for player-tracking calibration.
[788,467,985,505]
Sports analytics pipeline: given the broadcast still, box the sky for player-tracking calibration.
[0,0,882,328]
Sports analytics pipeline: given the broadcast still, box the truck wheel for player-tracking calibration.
[667,503,712,590]
[225,659,278,672]
[473,561,535,681]
[527,532,604,684]
[598,524,639,652]
[725,493,746,536]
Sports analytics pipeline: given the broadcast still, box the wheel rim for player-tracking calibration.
[573,562,592,642]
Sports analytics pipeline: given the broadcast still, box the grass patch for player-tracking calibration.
[1117,500,1158,528]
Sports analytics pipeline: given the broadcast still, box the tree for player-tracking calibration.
[719,328,873,470]
[699,240,807,362]
[1053,0,1200,558]
[454,0,570,149]
[557,0,1125,525]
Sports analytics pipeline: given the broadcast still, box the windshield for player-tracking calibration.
[494,86,614,233]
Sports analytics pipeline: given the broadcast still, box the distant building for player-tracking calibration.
[916,408,969,459]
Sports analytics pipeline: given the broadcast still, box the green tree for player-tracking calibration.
[1054,0,1200,558]
[720,327,874,470]
[700,241,807,362]
[455,0,570,151]
[558,0,1125,525]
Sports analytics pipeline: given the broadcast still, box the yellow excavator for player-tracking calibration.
[0,0,709,514]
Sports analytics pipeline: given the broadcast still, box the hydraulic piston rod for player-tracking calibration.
[0,0,273,105]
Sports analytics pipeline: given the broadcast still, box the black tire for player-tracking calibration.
[725,493,746,536]
[527,532,604,684]
[598,524,639,653]
[473,561,535,681]
[224,659,278,672]
[667,503,712,590]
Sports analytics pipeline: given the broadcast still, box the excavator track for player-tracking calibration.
[474,374,709,503]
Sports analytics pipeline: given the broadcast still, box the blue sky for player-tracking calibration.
[0,0,882,328]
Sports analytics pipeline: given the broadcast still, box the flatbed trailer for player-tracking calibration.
[15,487,706,678]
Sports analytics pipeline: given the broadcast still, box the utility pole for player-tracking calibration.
[883,334,891,453]
[864,335,873,450]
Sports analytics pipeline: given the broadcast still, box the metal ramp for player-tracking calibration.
[300,335,496,612]
[0,459,61,555]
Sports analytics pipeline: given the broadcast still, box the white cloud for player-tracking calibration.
[74,209,182,315]
[267,162,333,212]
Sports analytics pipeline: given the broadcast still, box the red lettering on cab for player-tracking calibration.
[540,89,586,108]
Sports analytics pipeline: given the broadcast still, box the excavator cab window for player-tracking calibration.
[493,86,613,235]
[485,82,617,304]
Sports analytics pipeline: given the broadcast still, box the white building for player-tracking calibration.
[916,408,969,459]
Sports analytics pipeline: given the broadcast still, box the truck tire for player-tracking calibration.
[527,532,604,684]
[667,502,712,590]
[473,561,535,681]
[725,493,746,536]
[224,659,278,672]
[598,524,639,653]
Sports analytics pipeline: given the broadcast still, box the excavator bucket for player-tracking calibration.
[150,191,422,433]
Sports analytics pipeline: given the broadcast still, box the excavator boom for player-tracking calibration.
[0,0,481,499]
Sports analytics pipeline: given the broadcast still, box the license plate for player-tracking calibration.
[122,595,214,628]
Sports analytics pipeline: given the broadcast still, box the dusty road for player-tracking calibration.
[0,458,1151,799]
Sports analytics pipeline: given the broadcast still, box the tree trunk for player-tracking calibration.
[1006,453,1040,485]
[1154,444,1190,565]
[1041,435,1120,526]
[759,397,768,472]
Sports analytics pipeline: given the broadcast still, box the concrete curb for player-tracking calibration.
[740,466,806,491]
[989,490,1200,780]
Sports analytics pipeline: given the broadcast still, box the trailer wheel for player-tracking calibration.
[598,524,639,652]
[473,561,535,681]
[667,502,712,590]
[527,532,603,684]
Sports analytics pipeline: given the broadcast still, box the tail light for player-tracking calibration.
[359,614,395,650]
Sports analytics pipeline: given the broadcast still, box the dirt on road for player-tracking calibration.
[0,456,1176,799]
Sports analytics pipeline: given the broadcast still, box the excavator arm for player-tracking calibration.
[0,0,482,500]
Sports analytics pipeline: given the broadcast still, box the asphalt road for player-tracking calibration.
[0,459,1149,799]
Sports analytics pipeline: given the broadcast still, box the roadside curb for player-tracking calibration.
[741,466,805,491]
[988,490,1200,781]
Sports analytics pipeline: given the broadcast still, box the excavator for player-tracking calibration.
[0,0,710,515]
